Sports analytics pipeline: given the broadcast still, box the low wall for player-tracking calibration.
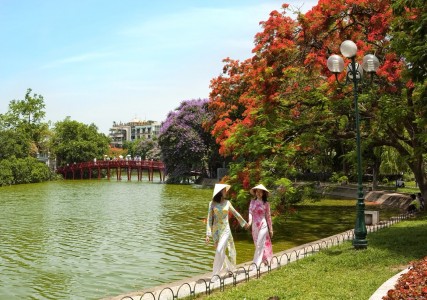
[316,184,370,199]
[365,190,412,210]
[318,184,412,210]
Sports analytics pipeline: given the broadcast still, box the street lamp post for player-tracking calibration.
[326,40,380,250]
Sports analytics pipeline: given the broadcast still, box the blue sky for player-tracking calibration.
[0,0,317,134]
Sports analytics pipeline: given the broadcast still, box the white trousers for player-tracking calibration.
[253,220,268,267]
[212,227,234,278]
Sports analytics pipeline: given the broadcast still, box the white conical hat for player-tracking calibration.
[212,183,231,199]
[250,184,270,196]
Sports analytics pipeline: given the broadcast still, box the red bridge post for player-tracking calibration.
[57,160,166,182]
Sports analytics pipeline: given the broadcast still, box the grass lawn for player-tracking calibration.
[262,198,403,255]
[197,210,427,300]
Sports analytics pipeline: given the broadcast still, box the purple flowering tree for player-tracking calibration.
[158,99,220,183]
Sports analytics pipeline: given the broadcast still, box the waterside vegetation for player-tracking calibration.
[233,196,404,251]
[1,0,425,209]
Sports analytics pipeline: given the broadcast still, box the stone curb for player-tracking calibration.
[102,221,413,300]
[102,230,354,300]
[369,267,410,300]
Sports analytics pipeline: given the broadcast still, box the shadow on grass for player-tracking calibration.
[367,213,427,259]
[236,200,411,261]
[273,203,401,244]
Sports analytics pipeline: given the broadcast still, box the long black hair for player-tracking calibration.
[254,190,268,203]
[213,190,223,203]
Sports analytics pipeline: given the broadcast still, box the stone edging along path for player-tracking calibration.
[102,214,411,300]
[369,268,410,300]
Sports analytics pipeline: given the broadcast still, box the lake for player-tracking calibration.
[0,180,258,300]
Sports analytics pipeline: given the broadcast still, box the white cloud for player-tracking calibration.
[41,51,115,69]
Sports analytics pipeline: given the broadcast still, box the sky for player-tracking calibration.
[0,0,317,135]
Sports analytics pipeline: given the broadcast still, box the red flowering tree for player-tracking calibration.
[299,0,427,198]
[207,0,427,201]
[207,8,329,191]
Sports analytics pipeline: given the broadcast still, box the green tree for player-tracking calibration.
[122,137,161,160]
[50,117,110,167]
[391,0,427,83]
[0,89,52,186]
[0,159,14,186]
[135,138,161,160]
[122,140,137,158]
[0,130,31,159]
[208,8,335,191]
[0,89,51,157]
[379,146,409,175]
[7,89,46,125]
[0,88,49,155]
[388,0,427,196]
[208,1,427,198]
[0,157,51,186]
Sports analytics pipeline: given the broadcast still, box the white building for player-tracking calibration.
[109,118,160,148]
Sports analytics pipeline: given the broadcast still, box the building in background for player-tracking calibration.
[37,151,56,171]
[109,118,161,148]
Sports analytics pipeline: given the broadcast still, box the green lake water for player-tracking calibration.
[1,180,391,300]
[0,180,259,300]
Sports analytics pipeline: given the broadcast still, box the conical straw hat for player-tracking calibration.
[212,183,231,199]
[250,184,270,196]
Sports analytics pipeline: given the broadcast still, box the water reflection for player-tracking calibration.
[0,181,253,299]
[1,181,402,299]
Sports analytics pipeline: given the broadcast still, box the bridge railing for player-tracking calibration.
[57,160,165,173]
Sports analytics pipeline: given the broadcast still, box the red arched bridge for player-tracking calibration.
[56,160,166,182]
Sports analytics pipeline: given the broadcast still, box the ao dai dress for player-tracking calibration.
[206,200,247,277]
[248,199,273,267]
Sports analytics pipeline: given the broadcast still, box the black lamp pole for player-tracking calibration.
[327,40,380,250]
[349,55,367,249]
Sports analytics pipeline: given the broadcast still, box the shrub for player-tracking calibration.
[0,157,51,185]
[269,178,319,219]
[0,159,14,186]
[383,256,427,299]
[330,172,349,184]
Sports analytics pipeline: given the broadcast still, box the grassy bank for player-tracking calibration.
[198,212,427,300]
[234,198,403,263]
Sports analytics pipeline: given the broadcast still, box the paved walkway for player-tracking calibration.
[102,226,408,300]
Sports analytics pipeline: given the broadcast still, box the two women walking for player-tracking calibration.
[205,183,273,279]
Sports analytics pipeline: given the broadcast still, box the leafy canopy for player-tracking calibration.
[207,0,427,198]
[50,117,110,167]
[158,99,218,183]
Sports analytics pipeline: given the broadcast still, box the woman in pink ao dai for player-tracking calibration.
[248,184,273,267]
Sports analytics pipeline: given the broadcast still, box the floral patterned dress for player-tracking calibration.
[206,200,247,277]
[249,199,273,266]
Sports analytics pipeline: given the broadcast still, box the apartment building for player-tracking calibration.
[109,118,161,148]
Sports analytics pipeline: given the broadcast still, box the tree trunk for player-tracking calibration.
[409,155,427,200]
[372,160,379,190]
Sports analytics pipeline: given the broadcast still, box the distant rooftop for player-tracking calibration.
[112,119,158,127]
